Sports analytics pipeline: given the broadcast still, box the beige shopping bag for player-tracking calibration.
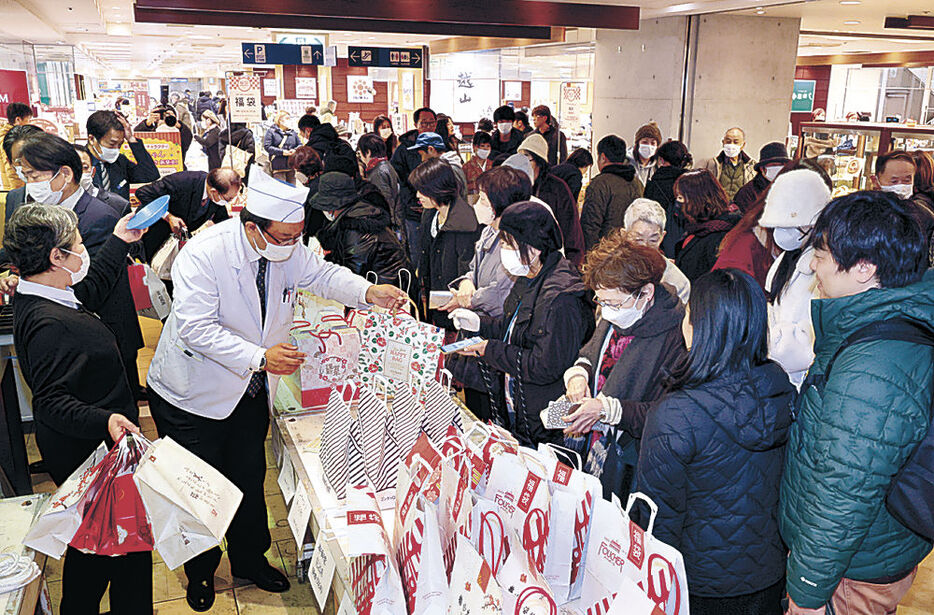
[133,437,243,570]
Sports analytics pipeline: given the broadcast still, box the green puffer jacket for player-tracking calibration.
[779,270,934,608]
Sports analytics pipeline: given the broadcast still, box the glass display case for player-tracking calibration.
[797,122,934,197]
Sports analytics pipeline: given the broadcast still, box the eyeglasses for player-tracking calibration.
[262,228,302,246]
[594,290,641,309]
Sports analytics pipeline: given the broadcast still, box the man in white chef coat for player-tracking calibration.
[146,166,407,611]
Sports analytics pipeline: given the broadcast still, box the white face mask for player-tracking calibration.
[26,169,64,206]
[255,230,298,262]
[379,127,392,140]
[880,183,913,200]
[497,122,513,135]
[475,148,490,160]
[601,293,647,330]
[79,171,94,193]
[772,227,806,252]
[500,247,529,276]
[61,247,90,285]
[98,144,121,164]
[474,194,495,226]
[14,166,26,182]
[638,143,657,160]
[722,143,742,158]
[763,165,782,182]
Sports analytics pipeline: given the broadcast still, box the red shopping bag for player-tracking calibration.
[69,434,154,556]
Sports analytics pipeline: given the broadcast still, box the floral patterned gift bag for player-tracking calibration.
[357,310,444,394]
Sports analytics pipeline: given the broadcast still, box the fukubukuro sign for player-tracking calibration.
[228,74,262,123]
[0,69,30,117]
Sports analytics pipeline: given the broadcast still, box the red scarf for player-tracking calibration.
[366,156,387,174]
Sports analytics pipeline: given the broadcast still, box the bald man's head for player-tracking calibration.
[207,168,242,203]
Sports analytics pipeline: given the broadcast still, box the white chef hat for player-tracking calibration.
[245,165,308,223]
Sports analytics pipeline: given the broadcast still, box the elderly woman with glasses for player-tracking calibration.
[3,205,152,613]
[561,230,688,500]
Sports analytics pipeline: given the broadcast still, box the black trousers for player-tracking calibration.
[61,547,152,615]
[148,387,271,582]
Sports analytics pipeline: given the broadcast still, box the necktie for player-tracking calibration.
[246,257,269,398]
[100,163,111,192]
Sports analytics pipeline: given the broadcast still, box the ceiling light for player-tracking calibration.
[844,20,861,25]
[755,8,765,14]
[839,0,860,4]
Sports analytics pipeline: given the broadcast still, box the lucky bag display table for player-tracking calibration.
[0,494,50,615]
[271,374,477,614]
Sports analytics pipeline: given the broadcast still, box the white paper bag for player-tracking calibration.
[23,443,108,558]
[447,533,504,615]
[575,493,689,615]
[498,526,558,615]
[470,493,511,579]
[483,452,551,574]
[538,444,602,604]
[346,485,407,615]
[133,437,243,570]
[438,451,472,577]
[398,495,449,614]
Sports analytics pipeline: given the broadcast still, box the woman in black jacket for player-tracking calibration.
[309,171,409,285]
[452,201,595,445]
[409,158,480,330]
[644,140,692,258]
[635,269,794,615]
[550,148,593,202]
[673,169,741,281]
[5,205,153,614]
[561,231,687,500]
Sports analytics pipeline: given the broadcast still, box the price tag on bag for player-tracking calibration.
[307,530,336,609]
[287,482,313,550]
[277,452,296,505]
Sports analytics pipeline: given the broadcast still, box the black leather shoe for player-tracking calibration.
[186,576,215,612]
[231,560,290,593]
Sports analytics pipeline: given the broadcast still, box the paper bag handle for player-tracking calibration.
[439,369,454,394]
[398,268,412,295]
[538,442,582,472]
[625,491,659,536]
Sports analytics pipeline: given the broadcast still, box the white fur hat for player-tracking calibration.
[759,169,832,228]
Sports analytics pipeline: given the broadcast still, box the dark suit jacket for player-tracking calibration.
[73,191,145,360]
[90,140,160,200]
[135,171,230,261]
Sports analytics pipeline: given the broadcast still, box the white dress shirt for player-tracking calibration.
[16,279,81,310]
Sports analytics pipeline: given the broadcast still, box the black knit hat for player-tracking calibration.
[498,200,564,253]
[755,142,791,171]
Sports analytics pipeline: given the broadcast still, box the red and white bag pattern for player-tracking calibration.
[292,325,361,409]
[397,494,448,614]
[346,485,406,615]
[447,533,505,615]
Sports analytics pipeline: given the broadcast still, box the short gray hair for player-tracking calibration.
[624,198,667,231]
[3,204,79,277]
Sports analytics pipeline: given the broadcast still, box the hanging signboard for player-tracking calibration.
[242,42,324,66]
[347,46,423,69]
[792,80,816,113]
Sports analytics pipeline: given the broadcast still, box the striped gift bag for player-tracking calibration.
[421,377,462,445]
[392,381,424,459]
[320,389,353,500]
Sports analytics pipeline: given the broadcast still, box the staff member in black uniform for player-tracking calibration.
[135,168,237,262]
[4,204,151,614]
[86,110,160,201]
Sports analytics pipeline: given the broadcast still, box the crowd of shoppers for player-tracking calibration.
[3,98,934,615]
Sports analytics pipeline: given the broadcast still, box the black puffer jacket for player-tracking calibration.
[390,129,424,222]
[307,123,354,163]
[644,165,688,258]
[316,199,409,285]
[478,252,596,446]
[635,361,794,598]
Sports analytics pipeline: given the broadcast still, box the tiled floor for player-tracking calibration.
[26,316,934,613]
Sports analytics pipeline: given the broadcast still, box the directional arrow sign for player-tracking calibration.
[347,46,424,69]
[241,42,324,66]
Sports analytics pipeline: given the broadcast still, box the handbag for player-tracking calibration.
[222,140,252,177]
[127,260,172,320]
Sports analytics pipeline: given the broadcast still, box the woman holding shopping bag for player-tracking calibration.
[560,230,687,501]
[635,269,795,615]
[3,204,152,614]
[451,200,595,445]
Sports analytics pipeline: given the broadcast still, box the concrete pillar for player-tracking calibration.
[592,14,800,165]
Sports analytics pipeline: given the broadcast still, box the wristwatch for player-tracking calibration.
[257,355,267,371]
[598,404,607,422]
